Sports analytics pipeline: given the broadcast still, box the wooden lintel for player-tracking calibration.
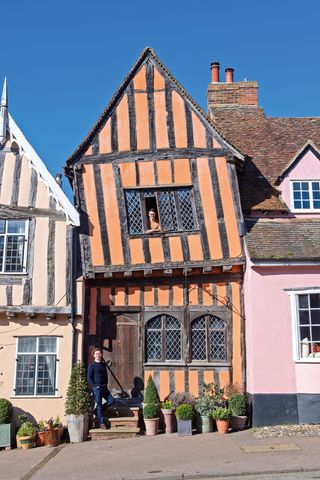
[124,271,133,277]
[183,267,192,276]
[144,269,152,277]
[26,312,36,320]
[103,272,113,278]
[202,266,212,273]
[46,313,56,320]
[222,265,233,272]
[6,311,15,318]
[109,305,142,313]
[163,269,172,276]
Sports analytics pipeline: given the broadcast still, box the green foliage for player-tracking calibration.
[16,422,37,437]
[212,407,231,421]
[195,396,216,417]
[143,375,160,405]
[37,419,46,431]
[143,403,159,419]
[228,393,247,416]
[18,414,28,426]
[203,383,224,401]
[53,415,62,427]
[161,400,173,410]
[168,391,195,408]
[65,362,91,416]
[175,403,194,421]
[0,398,13,424]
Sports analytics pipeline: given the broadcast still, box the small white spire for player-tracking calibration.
[0,77,8,145]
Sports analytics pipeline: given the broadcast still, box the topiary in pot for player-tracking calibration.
[65,362,91,443]
[176,403,194,436]
[143,403,159,436]
[143,375,160,405]
[0,399,13,448]
[228,393,248,431]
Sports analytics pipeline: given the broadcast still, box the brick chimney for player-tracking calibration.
[207,63,258,109]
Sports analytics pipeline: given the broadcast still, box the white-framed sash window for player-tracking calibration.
[0,219,28,273]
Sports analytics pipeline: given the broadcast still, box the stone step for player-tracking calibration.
[107,417,139,429]
[89,427,140,441]
[105,406,140,419]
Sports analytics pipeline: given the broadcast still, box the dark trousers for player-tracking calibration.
[92,386,114,424]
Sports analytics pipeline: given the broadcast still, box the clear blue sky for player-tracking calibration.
[1,0,319,198]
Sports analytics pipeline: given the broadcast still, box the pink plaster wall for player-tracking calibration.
[244,259,320,395]
[281,148,320,217]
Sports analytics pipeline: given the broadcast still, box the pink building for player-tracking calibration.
[208,64,320,425]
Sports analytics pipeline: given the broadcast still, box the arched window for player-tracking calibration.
[146,315,181,362]
[191,315,226,362]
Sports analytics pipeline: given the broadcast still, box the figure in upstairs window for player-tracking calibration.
[146,208,161,234]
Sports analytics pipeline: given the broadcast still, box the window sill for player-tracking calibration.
[295,359,320,364]
[11,395,62,399]
[144,362,186,367]
[129,231,200,239]
[187,362,230,367]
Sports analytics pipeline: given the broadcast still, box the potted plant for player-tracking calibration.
[65,361,91,443]
[0,398,13,449]
[195,396,215,433]
[143,403,160,436]
[161,400,175,434]
[175,403,194,436]
[53,415,64,442]
[143,375,160,405]
[212,407,231,434]
[228,393,248,431]
[16,422,37,449]
[16,414,28,448]
[36,419,59,447]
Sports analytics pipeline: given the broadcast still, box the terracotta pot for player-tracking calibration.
[216,420,229,434]
[231,415,247,431]
[161,409,175,434]
[144,418,159,436]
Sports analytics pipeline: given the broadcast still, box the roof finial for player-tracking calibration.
[0,77,8,145]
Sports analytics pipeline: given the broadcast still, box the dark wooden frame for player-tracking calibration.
[189,312,227,364]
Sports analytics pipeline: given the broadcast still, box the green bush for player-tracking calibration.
[143,403,159,419]
[143,375,160,405]
[65,362,91,416]
[175,403,194,421]
[161,400,173,410]
[228,393,247,416]
[212,407,231,421]
[16,422,37,437]
[195,396,216,417]
[0,398,13,424]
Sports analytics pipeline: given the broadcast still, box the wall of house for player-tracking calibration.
[281,148,320,217]
[0,315,83,423]
[244,259,320,425]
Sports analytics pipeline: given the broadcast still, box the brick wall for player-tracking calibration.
[207,81,258,107]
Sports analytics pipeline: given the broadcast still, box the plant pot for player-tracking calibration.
[177,419,192,436]
[231,415,247,431]
[161,409,175,434]
[215,420,229,434]
[144,418,159,436]
[0,423,13,448]
[17,434,35,449]
[198,415,213,434]
[66,414,89,443]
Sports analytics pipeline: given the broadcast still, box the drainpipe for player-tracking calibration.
[70,224,77,367]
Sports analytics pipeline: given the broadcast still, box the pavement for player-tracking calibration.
[1,429,320,480]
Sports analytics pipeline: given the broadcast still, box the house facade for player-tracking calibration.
[0,80,82,423]
[65,49,246,400]
[208,65,320,425]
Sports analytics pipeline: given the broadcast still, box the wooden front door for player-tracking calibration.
[102,312,142,397]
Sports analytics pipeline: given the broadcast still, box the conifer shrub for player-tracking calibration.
[0,398,13,424]
[65,362,91,416]
[143,375,160,405]
[143,403,159,419]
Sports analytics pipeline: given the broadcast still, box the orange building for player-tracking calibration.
[65,48,246,400]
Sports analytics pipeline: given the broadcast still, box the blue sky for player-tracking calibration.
[1,0,319,197]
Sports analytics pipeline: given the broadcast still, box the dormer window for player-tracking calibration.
[291,181,320,211]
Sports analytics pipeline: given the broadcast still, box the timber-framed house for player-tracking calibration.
[65,48,246,400]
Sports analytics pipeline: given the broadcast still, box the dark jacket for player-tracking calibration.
[87,361,108,389]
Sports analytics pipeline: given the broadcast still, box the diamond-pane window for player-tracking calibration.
[125,187,197,234]
[146,315,181,362]
[191,315,227,362]
[15,337,57,396]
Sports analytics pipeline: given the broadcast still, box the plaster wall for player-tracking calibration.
[244,260,320,395]
[281,149,320,218]
[0,315,83,424]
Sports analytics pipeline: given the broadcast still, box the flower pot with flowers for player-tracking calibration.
[176,403,194,436]
[161,400,175,434]
[212,407,231,434]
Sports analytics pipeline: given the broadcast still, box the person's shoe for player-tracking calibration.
[99,423,107,430]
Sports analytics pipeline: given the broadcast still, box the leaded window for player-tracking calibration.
[295,292,320,359]
[15,337,58,396]
[125,187,197,234]
[292,181,320,211]
[191,315,226,362]
[146,315,181,362]
[0,219,28,273]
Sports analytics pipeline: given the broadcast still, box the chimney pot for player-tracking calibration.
[225,67,234,83]
[210,62,220,83]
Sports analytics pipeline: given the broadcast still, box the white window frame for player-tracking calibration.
[289,289,320,363]
[0,219,29,274]
[290,180,320,212]
[14,336,59,397]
